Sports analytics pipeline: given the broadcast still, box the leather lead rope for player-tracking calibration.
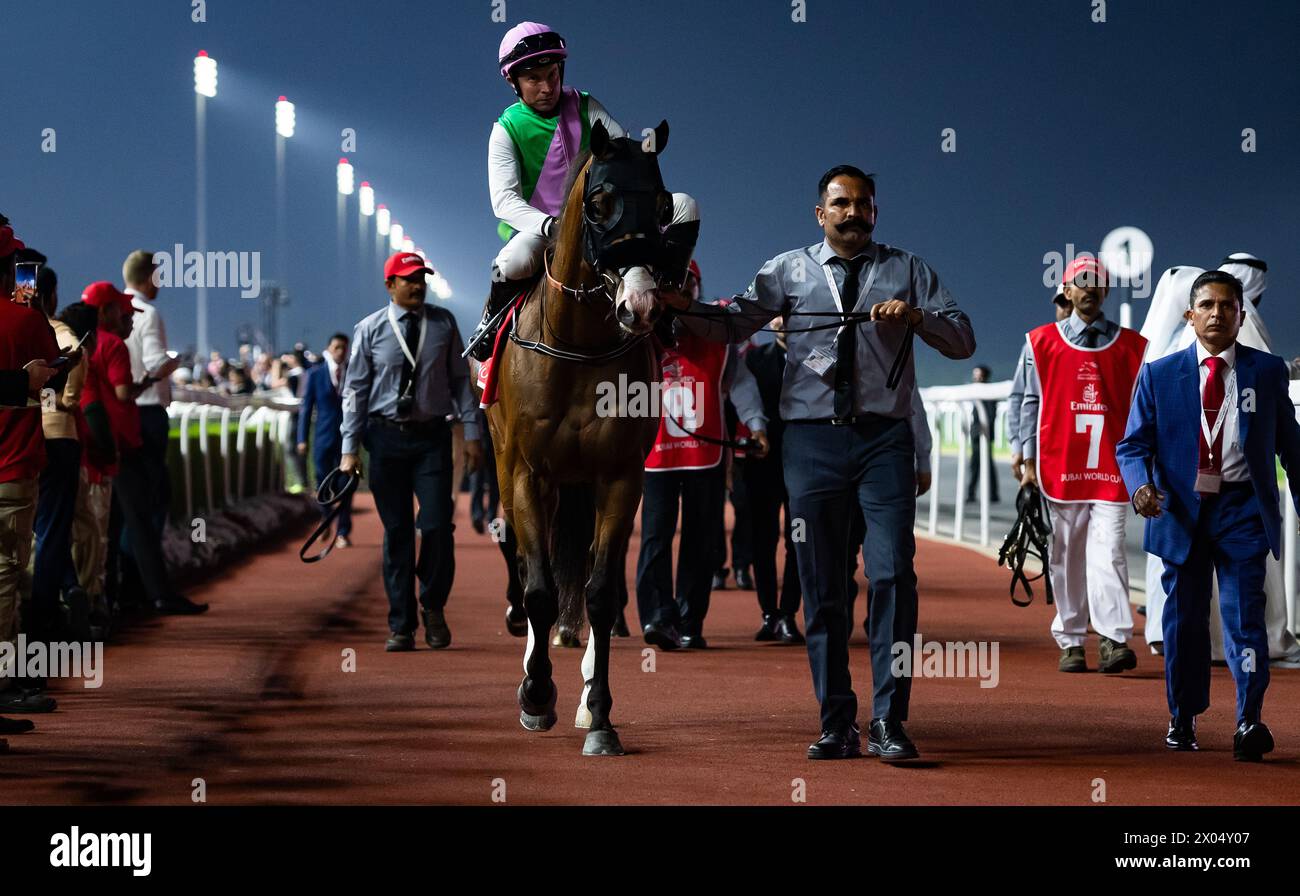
[997,484,1055,607]
[299,468,361,564]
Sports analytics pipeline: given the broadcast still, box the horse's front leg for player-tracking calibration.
[512,470,558,731]
[578,473,641,756]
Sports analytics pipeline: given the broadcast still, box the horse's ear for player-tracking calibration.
[652,120,669,155]
[591,120,611,159]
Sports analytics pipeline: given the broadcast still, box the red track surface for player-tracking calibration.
[3,493,1298,805]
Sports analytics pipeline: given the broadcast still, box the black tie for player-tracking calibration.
[834,256,866,420]
[1082,326,1100,349]
[399,310,420,400]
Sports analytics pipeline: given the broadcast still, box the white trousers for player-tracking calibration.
[1144,549,1299,660]
[493,192,700,281]
[1046,499,1133,648]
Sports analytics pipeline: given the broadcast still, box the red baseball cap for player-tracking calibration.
[81,281,136,314]
[384,252,434,280]
[1062,255,1108,289]
[0,225,25,257]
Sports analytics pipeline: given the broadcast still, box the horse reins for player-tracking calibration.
[299,468,361,564]
[997,484,1055,607]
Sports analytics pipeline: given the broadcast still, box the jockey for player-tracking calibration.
[465,21,701,361]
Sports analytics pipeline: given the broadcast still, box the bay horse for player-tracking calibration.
[488,120,673,756]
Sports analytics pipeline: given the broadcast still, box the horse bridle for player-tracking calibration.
[506,249,652,365]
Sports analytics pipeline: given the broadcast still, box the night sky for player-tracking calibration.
[5,0,1297,384]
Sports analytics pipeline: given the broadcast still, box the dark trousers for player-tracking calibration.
[635,464,725,637]
[784,417,918,732]
[31,438,81,637]
[742,457,801,618]
[728,470,753,572]
[966,400,998,501]
[470,424,500,526]
[138,406,172,533]
[1161,483,1270,725]
[314,442,352,537]
[113,447,174,604]
[363,420,455,635]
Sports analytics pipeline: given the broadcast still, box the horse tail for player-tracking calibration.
[550,484,595,637]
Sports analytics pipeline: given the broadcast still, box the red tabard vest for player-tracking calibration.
[1027,322,1147,504]
[646,328,727,471]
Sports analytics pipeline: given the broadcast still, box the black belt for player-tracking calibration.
[368,414,446,435]
[794,413,896,427]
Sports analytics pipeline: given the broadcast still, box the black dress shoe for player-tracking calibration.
[0,689,56,714]
[0,716,35,734]
[612,609,630,638]
[775,615,805,645]
[471,517,486,535]
[422,608,452,649]
[755,615,778,641]
[867,717,920,762]
[385,632,415,652]
[679,634,708,650]
[1165,715,1197,751]
[711,568,729,590]
[642,622,681,651]
[734,566,754,590]
[808,724,861,760]
[153,594,209,615]
[1233,720,1274,762]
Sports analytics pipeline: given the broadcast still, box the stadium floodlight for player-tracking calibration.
[337,157,354,196]
[359,182,375,216]
[402,236,415,254]
[389,222,404,251]
[194,51,218,98]
[376,205,391,235]
[275,96,296,138]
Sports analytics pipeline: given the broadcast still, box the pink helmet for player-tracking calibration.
[498,22,567,79]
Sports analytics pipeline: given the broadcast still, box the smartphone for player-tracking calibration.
[13,262,39,306]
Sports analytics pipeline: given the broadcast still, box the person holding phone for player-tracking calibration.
[30,263,94,649]
[0,217,62,716]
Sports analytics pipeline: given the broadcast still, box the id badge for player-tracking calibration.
[1194,471,1222,494]
[803,345,836,377]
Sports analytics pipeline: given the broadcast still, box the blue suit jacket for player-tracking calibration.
[297,362,344,457]
[1117,342,1300,565]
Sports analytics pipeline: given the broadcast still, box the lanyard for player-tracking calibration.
[386,303,427,384]
[821,257,882,337]
[1200,367,1236,462]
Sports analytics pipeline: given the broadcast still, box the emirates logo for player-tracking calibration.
[1082,383,1098,404]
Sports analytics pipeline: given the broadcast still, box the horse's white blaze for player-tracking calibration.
[576,625,596,728]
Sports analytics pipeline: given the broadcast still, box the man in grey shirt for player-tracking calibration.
[664,165,975,762]
[340,252,481,652]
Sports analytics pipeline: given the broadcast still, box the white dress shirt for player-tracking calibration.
[1196,340,1247,482]
[125,288,171,407]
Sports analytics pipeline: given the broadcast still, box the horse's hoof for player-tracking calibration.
[518,681,557,732]
[505,605,528,637]
[552,628,582,649]
[582,728,625,756]
[575,703,592,729]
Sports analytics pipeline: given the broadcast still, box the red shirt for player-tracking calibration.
[80,327,141,477]
[0,299,60,483]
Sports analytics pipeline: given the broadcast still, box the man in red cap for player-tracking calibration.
[1017,254,1147,673]
[81,282,205,617]
[339,253,481,651]
[635,261,768,650]
[0,216,61,719]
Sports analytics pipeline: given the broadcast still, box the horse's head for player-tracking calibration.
[581,119,673,335]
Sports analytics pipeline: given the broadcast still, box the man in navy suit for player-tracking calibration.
[297,333,353,547]
[1117,270,1300,761]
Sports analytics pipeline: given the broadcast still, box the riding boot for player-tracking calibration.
[466,275,529,363]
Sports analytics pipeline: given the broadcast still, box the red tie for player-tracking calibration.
[1199,355,1226,472]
